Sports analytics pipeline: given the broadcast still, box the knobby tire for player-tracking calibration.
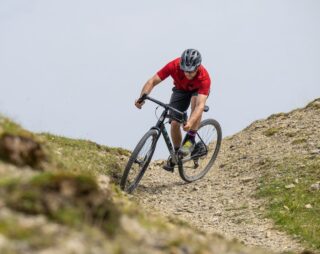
[120,129,158,193]
[178,119,222,182]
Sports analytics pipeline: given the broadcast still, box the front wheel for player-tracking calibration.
[120,129,158,193]
[178,119,222,182]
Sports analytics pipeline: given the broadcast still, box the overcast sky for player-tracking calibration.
[1,0,319,158]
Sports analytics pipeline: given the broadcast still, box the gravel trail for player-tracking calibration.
[131,100,320,254]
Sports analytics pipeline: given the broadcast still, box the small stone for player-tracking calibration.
[212,217,219,223]
[310,182,320,191]
[97,175,110,193]
[285,184,295,189]
[305,204,313,209]
[310,149,320,155]
[265,231,272,238]
[241,177,254,183]
[259,206,265,211]
[214,211,222,216]
[294,178,299,184]
[222,199,228,205]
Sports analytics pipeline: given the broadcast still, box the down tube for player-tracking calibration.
[161,126,175,157]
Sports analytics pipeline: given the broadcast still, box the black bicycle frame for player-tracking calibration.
[151,105,182,164]
[139,94,207,164]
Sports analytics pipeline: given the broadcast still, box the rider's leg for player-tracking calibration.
[168,88,192,149]
[190,95,202,130]
[163,120,181,172]
[180,95,203,156]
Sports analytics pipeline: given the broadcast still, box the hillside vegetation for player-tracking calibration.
[0,98,318,254]
[0,114,274,254]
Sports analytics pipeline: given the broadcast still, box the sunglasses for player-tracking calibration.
[183,69,198,74]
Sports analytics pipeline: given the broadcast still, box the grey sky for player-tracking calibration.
[1,0,320,159]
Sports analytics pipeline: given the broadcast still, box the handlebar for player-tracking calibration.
[137,93,187,123]
[137,93,209,123]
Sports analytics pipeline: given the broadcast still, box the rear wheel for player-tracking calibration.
[178,119,222,182]
[120,129,158,193]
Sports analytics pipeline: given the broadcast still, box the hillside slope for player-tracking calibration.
[0,114,276,253]
[134,98,320,254]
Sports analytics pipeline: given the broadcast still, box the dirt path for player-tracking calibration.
[132,154,303,254]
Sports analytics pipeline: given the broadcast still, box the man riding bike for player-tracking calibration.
[135,49,211,171]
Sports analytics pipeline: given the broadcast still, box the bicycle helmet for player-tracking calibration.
[180,49,202,72]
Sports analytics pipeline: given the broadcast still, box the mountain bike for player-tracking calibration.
[120,94,222,193]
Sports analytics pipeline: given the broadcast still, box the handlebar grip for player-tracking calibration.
[137,93,148,104]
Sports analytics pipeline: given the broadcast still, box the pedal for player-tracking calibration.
[134,159,141,165]
[162,164,174,173]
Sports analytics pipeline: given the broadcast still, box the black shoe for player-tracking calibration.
[162,156,175,172]
[191,141,207,157]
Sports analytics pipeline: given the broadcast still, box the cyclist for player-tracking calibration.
[135,49,211,171]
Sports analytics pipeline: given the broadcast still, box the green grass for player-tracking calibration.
[257,157,320,250]
[0,217,54,249]
[0,172,121,236]
[0,116,36,139]
[39,133,130,181]
[291,138,307,145]
[263,127,282,137]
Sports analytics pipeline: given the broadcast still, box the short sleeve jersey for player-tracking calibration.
[156,57,211,95]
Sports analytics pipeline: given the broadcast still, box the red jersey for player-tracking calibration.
[157,57,211,95]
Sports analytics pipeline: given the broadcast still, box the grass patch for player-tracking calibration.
[39,133,130,181]
[257,157,320,250]
[267,112,288,120]
[291,138,307,145]
[0,116,48,169]
[0,116,24,136]
[0,217,53,249]
[0,172,121,236]
[285,132,297,138]
[306,99,320,110]
[0,116,37,139]
[263,128,281,137]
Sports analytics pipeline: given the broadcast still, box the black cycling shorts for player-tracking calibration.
[169,87,198,123]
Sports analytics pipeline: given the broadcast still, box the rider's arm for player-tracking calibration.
[139,74,162,97]
[135,74,162,109]
[188,94,208,126]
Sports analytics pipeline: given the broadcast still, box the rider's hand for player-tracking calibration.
[135,99,145,109]
[183,121,192,131]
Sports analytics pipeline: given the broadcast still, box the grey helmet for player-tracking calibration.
[180,49,202,72]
